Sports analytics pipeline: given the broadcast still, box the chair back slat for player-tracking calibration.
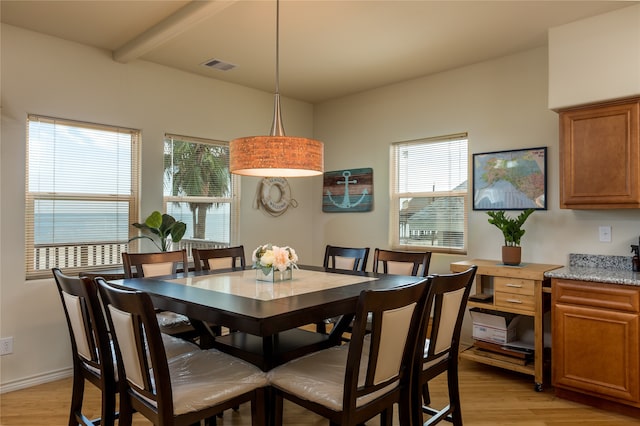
[62,291,95,361]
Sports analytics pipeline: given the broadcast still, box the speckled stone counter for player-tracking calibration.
[544,253,640,286]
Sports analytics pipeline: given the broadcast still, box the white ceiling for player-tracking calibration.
[1,1,635,103]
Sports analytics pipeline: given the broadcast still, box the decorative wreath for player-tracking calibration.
[256,177,298,216]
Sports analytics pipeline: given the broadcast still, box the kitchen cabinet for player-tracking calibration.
[552,278,640,413]
[559,97,640,209]
[450,259,562,391]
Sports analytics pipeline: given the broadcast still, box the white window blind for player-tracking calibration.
[163,134,239,255]
[25,115,139,278]
[390,133,468,254]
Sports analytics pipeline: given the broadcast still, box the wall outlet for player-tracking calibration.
[0,337,13,355]
[599,225,612,243]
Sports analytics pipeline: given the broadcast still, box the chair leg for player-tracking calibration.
[316,321,327,334]
[68,373,85,426]
[272,391,284,426]
[447,363,463,426]
[100,384,117,426]
[380,407,393,426]
[117,390,133,426]
[422,382,431,405]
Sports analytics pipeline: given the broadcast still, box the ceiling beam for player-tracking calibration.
[113,0,236,63]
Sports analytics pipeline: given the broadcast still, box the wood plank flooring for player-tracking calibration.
[1,358,638,425]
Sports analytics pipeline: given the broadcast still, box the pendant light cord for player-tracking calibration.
[270,0,286,136]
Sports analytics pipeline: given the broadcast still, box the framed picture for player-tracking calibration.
[322,167,373,212]
[472,147,547,210]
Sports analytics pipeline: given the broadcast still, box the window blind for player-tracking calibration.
[25,115,139,278]
[390,133,468,254]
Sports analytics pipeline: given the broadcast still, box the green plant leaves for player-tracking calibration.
[129,211,187,252]
[486,208,534,247]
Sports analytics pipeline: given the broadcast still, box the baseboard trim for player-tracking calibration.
[0,367,72,394]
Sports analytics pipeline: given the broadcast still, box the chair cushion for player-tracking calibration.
[161,333,199,359]
[268,337,398,411]
[156,311,193,336]
[168,349,268,415]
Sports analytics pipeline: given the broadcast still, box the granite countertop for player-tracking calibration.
[544,253,640,286]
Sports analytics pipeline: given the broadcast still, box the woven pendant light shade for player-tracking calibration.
[229,136,323,177]
[229,0,324,177]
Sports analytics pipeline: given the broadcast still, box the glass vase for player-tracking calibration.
[256,268,293,282]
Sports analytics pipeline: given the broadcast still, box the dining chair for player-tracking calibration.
[317,245,371,334]
[372,248,432,277]
[411,265,477,426]
[121,250,200,341]
[268,277,431,426]
[192,245,246,271]
[53,268,119,426]
[192,246,247,342]
[95,277,268,426]
[53,269,200,426]
[331,248,432,342]
[323,245,370,272]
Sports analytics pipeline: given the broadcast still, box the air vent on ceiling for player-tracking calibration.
[201,58,237,71]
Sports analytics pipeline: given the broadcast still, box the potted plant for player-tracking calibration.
[129,211,187,252]
[486,208,535,266]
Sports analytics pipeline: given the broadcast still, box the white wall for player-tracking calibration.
[0,24,319,390]
[548,3,640,109]
[313,46,640,343]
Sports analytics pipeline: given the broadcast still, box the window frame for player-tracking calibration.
[389,133,468,255]
[162,133,240,254]
[25,115,140,279]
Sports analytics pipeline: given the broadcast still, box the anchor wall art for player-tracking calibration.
[322,168,373,213]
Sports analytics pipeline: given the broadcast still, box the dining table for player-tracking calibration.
[108,264,423,371]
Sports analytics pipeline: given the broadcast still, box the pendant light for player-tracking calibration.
[229,0,324,177]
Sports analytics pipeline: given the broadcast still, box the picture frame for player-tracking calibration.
[472,147,547,210]
[322,167,373,212]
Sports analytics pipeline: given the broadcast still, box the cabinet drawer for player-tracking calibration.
[495,291,535,312]
[494,277,535,296]
[553,280,640,313]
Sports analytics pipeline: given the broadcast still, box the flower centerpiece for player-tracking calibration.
[252,243,298,282]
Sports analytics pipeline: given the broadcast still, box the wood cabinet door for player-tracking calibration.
[560,98,640,209]
[553,303,639,403]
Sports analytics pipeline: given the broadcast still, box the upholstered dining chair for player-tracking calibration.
[268,277,430,426]
[53,268,119,426]
[323,245,370,272]
[411,265,477,426]
[372,248,432,277]
[95,278,268,426]
[192,245,246,271]
[192,246,247,340]
[53,269,200,426]
[317,245,371,334]
[121,250,199,341]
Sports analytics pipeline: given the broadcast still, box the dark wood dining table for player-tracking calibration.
[108,265,422,371]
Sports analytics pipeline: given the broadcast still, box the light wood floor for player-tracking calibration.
[1,358,638,425]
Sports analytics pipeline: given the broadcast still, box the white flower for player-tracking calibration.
[252,243,298,273]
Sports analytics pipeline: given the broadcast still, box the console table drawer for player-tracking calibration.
[495,291,535,311]
[494,277,535,296]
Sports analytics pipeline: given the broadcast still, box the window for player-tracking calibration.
[390,133,468,254]
[25,115,139,278]
[163,134,239,255]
